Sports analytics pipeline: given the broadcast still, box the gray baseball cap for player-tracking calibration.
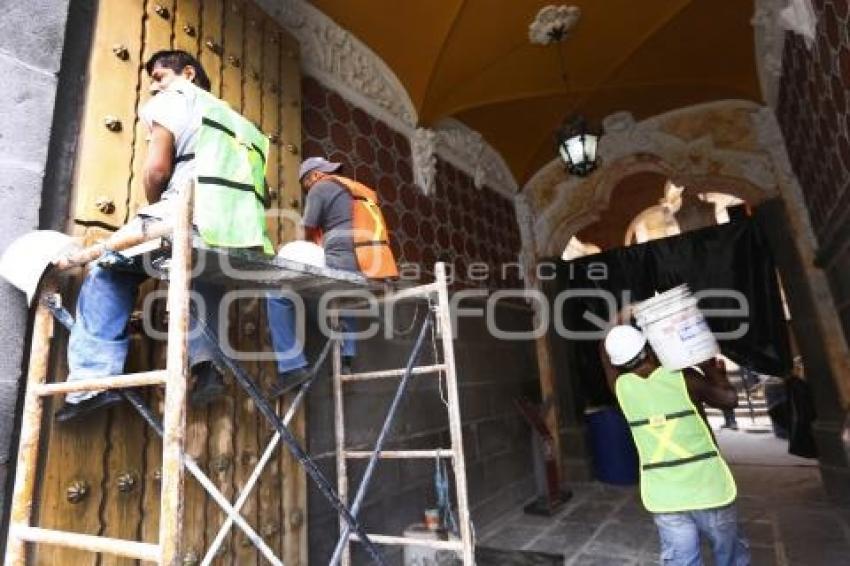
[298,156,342,180]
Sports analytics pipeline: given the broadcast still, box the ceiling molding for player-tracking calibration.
[256,0,419,133]
[752,0,789,108]
[411,119,519,198]
[259,0,519,199]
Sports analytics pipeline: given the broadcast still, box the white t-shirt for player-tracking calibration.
[137,78,203,219]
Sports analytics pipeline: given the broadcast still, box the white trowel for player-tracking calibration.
[0,231,81,305]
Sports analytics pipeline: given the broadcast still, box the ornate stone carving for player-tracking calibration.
[411,128,438,195]
[522,101,787,257]
[780,0,817,48]
[256,0,418,130]
[528,5,582,45]
[753,0,791,107]
[432,118,519,197]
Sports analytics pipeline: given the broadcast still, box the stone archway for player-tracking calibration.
[522,101,782,259]
[516,100,850,492]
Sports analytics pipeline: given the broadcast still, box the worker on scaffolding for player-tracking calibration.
[267,157,398,396]
[57,50,273,422]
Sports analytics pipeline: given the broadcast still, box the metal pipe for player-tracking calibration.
[192,316,386,565]
[200,337,334,566]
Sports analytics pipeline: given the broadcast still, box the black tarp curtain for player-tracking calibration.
[550,216,792,408]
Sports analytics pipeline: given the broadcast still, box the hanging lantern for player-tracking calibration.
[556,116,600,176]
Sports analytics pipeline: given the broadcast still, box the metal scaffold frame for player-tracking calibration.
[4,182,474,565]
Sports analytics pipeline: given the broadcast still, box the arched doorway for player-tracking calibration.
[517,101,850,498]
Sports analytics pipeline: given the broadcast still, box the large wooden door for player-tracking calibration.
[35,1,306,564]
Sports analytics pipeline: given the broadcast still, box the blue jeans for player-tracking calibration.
[653,504,750,566]
[266,295,356,374]
[67,264,223,404]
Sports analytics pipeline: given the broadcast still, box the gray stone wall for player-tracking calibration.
[303,301,540,564]
[0,0,73,543]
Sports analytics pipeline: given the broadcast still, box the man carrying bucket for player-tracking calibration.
[600,324,750,565]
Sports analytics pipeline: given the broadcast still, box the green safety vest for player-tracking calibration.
[615,366,737,513]
[189,85,273,254]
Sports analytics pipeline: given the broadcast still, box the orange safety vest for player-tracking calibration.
[329,175,399,279]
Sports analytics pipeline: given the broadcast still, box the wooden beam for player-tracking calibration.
[158,183,193,565]
[12,525,160,562]
[5,284,55,565]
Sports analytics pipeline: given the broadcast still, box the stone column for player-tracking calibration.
[515,195,566,478]
[0,0,73,545]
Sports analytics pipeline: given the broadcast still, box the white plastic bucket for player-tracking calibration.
[633,284,719,370]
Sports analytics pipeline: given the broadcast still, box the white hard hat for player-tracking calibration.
[276,240,326,268]
[604,325,648,366]
[0,231,79,305]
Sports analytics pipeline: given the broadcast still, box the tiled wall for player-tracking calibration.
[300,77,538,562]
[776,0,850,246]
[300,76,522,289]
[776,0,850,351]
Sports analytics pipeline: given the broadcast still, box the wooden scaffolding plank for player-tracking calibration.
[435,263,474,564]
[13,526,160,563]
[158,183,194,565]
[173,1,209,561]
[332,332,351,566]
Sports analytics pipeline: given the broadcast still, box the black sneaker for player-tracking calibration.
[269,367,312,399]
[55,390,124,423]
[190,362,226,407]
[341,356,354,376]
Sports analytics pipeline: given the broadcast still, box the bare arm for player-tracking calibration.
[303,225,322,245]
[143,124,175,204]
[684,358,738,409]
[598,339,620,394]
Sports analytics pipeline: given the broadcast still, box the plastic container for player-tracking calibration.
[584,406,638,485]
[402,524,460,565]
[633,284,719,370]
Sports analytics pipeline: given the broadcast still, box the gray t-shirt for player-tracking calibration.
[303,178,358,272]
[137,78,202,219]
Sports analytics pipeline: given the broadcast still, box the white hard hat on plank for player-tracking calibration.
[276,240,326,268]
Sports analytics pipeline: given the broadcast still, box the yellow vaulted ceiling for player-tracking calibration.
[309,0,761,185]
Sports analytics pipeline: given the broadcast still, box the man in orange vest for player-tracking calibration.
[267,157,397,396]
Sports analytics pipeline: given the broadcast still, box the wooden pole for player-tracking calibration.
[11,526,160,562]
[341,364,446,382]
[53,220,173,271]
[435,262,474,564]
[6,282,56,565]
[159,184,193,565]
[331,313,351,566]
[34,370,167,395]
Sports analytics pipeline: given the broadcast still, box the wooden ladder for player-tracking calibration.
[331,263,475,565]
[5,189,194,565]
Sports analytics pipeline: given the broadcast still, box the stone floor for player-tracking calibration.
[476,426,850,565]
